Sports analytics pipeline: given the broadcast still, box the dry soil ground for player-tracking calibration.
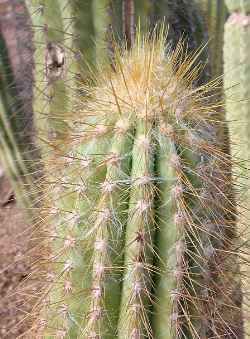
[0,172,31,338]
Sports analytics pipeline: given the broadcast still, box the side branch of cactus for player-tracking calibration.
[28,0,77,154]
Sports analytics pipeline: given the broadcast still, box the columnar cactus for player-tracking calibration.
[226,0,250,13]
[0,0,248,338]
[72,0,95,75]
[29,28,244,337]
[198,0,228,78]
[224,0,250,335]
[27,0,78,153]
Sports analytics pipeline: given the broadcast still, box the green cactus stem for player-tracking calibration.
[92,0,116,68]
[226,0,250,13]
[224,0,250,335]
[38,117,115,337]
[152,124,177,339]
[117,118,155,339]
[72,0,95,78]
[27,0,77,153]
[84,121,132,338]
[30,28,244,338]
[197,0,228,79]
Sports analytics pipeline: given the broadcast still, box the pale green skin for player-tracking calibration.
[117,120,156,339]
[28,0,76,143]
[78,122,133,338]
[92,0,109,66]
[226,0,250,13]
[39,124,113,338]
[224,7,250,336]
[72,0,95,76]
[152,131,177,339]
[26,1,90,336]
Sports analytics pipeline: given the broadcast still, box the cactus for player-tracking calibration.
[26,0,79,158]
[0,0,248,338]
[24,21,244,336]
[197,0,228,79]
[224,0,250,335]
[226,0,250,13]
[72,0,95,76]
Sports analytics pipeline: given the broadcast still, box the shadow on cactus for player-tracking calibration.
[14,25,247,339]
